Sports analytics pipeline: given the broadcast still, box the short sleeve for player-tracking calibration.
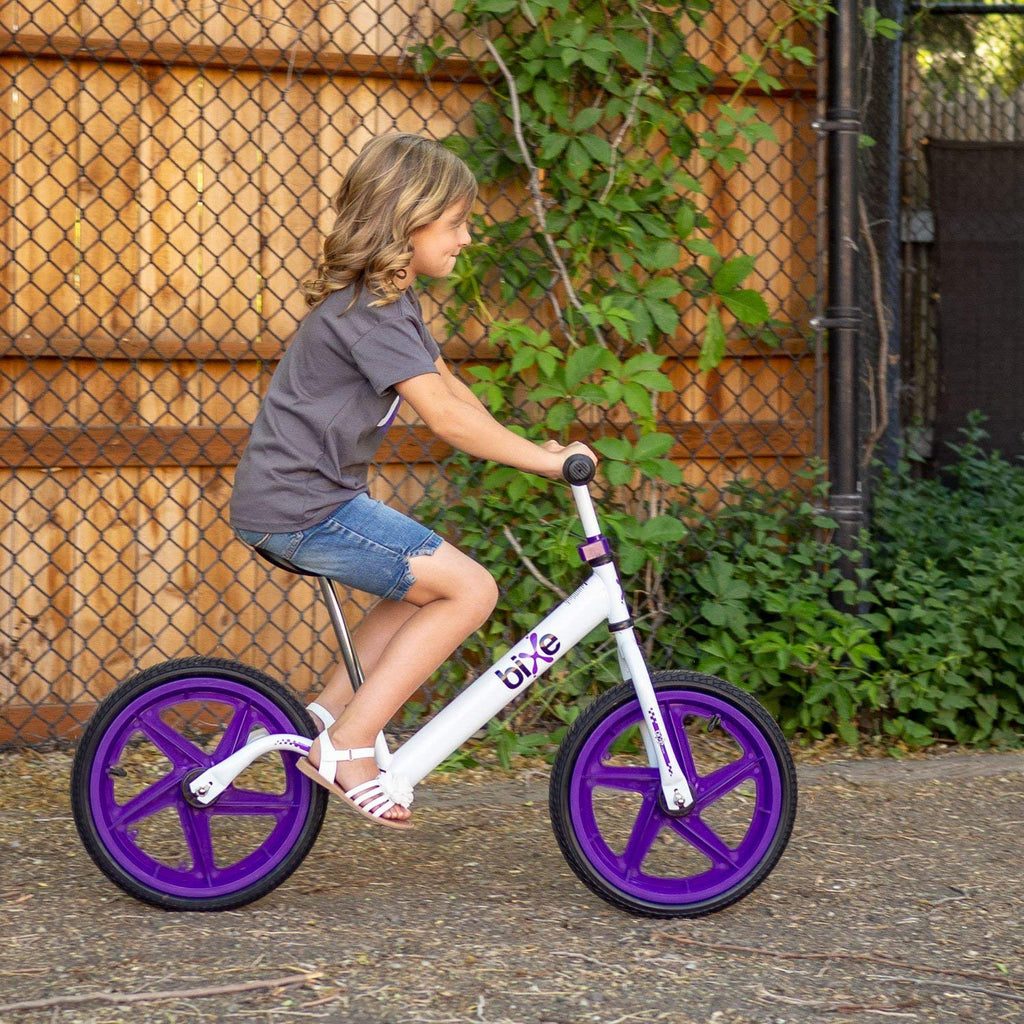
[350,317,439,396]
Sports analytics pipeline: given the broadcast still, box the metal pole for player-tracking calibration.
[814,0,865,566]
[862,0,904,472]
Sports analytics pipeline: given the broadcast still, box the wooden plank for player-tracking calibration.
[2,59,81,341]
[74,58,142,348]
[257,72,332,355]
[0,471,71,704]
[134,64,203,347]
[0,59,17,342]
[61,469,140,701]
[0,425,250,468]
[1,327,815,362]
[197,67,264,350]
[0,700,97,745]
[0,419,814,470]
[0,27,481,82]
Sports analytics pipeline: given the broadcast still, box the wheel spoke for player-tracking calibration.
[696,755,758,808]
[107,772,182,829]
[584,762,659,793]
[135,707,209,768]
[178,806,217,882]
[212,703,257,761]
[212,786,294,817]
[668,814,739,871]
[619,795,664,879]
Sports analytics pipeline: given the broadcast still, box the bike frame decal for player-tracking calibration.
[494,632,561,689]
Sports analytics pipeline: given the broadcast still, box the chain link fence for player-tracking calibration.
[1,0,824,746]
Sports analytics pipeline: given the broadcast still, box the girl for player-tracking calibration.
[231,133,595,828]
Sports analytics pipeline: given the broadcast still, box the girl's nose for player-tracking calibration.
[458,223,471,247]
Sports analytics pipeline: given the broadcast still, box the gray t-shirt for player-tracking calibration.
[230,285,440,533]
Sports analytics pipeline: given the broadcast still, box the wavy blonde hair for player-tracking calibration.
[301,133,477,308]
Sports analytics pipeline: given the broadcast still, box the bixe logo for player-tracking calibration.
[495,632,561,690]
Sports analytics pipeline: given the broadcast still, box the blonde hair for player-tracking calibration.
[301,133,477,308]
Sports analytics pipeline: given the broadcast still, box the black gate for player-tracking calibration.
[902,2,1024,462]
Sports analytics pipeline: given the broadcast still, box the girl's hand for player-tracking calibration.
[539,440,598,479]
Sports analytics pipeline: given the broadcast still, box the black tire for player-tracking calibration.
[550,670,797,917]
[71,657,328,911]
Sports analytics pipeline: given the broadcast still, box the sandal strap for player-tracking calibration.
[311,729,375,784]
[306,701,335,732]
[346,777,398,818]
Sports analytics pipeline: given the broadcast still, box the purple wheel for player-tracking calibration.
[71,658,326,911]
[550,671,796,917]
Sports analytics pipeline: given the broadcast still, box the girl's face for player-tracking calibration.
[405,202,472,282]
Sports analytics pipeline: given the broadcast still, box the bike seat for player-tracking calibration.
[253,547,322,579]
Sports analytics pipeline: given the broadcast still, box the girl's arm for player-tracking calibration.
[435,357,490,414]
[395,359,594,479]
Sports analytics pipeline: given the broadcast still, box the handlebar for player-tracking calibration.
[562,454,596,486]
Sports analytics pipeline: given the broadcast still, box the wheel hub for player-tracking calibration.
[181,767,216,808]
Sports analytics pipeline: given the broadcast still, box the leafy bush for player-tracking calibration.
[864,416,1024,748]
[412,420,1024,756]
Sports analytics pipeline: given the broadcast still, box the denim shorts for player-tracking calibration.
[235,494,442,601]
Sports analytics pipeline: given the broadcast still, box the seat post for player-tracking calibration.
[317,576,366,690]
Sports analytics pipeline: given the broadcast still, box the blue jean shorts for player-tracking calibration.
[235,494,443,601]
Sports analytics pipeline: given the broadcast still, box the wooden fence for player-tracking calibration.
[0,0,823,743]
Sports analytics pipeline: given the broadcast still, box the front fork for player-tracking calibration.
[614,626,694,812]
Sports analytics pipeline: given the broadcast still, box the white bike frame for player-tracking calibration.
[189,479,694,812]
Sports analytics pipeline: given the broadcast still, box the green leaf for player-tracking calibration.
[643,277,684,300]
[566,139,591,177]
[565,345,607,389]
[646,298,680,335]
[721,289,770,324]
[699,305,726,371]
[686,238,720,261]
[539,133,569,161]
[623,351,666,375]
[639,515,687,544]
[605,461,635,486]
[643,241,681,271]
[579,133,613,164]
[533,80,557,114]
[592,436,633,461]
[572,107,603,132]
[613,30,650,72]
[633,431,674,459]
[545,401,576,431]
[712,255,756,294]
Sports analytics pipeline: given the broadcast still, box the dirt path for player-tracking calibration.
[0,747,1021,1023]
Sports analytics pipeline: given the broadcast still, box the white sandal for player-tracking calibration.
[306,701,335,733]
[297,728,413,830]
[307,702,387,761]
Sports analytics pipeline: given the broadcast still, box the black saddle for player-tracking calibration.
[253,547,321,579]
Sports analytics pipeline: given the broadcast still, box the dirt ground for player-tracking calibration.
[0,745,1021,1024]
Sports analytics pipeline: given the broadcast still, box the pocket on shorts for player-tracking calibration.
[235,528,272,548]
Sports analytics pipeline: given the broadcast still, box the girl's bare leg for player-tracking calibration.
[310,541,498,820]
[311,599,419,720]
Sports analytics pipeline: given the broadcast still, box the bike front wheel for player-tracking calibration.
[71,657,327,911]
[550,671,797,917]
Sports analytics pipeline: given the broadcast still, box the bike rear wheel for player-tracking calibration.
[71,657,327,911]
[550,671,796,917]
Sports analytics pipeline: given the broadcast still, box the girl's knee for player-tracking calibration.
[407,545,497,618]
[465,562,499,619]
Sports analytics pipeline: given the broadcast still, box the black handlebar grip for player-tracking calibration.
[562,453,596,485]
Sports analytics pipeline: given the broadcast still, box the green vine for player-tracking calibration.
[417,0,830,492]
